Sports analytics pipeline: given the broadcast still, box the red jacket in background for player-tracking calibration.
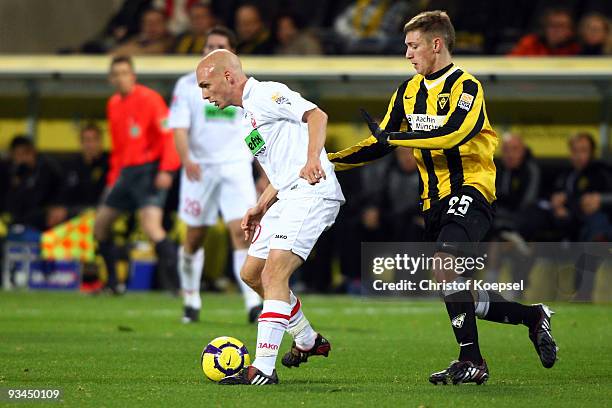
[509,34,581,56]
[106,84,180,186]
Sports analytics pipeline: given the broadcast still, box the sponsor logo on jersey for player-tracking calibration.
[437,93,450,110]
[406,114,446,131]
[271,92,291,105]
[245,128,266,156]
[458,93,474,111]
[274,234,287,239]
[204,104,237,120]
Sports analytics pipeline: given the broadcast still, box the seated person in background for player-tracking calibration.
[170,2,216,54]
[59,123,109,216]
[509,7,580,56]
[111,8,173,55]
[360,147,422,242]
[578,12,611,55]
[333,0,414,54]
[520,132,612,242]
[273,13,323,55]
[234,3,274,55]
[4,136,65,231]
[80,0,155,53]
[494,133,540,238]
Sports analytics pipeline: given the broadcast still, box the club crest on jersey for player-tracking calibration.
[129,124,140,137]
[245,111,257,128]
[271,92,291,105]
[458,93,474,111]
[437,93,450,110]
[452,313,466,328]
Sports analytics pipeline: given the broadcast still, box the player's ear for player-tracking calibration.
[433,37,441,53]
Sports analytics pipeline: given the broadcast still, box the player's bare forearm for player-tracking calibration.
[303,108,328,160]
[173,128,190,163]
[301,108,328,184]
[256,183,279,212]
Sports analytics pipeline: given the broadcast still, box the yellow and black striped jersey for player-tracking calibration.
[328,63,498,211]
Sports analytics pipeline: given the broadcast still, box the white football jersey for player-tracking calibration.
[168,72,252,164]
[241,77,345,202]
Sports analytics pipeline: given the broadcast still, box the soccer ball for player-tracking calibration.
[201,336,250,382]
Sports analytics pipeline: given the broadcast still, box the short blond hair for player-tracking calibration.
[404,10,455,53]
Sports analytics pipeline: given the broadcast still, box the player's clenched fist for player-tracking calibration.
[299,157,326,185]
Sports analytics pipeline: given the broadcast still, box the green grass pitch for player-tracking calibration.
[1,292,610,407]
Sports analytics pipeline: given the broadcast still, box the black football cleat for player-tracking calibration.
[281,333,330,368]
[529,303,558,368]
[429,361,454,385]
[248,304,263,324]
[430,360,489,385]
[219,365,278,385]
[181,306,200,324]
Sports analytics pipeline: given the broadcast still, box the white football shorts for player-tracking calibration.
[179,161,256,226]
[248,196,341,261]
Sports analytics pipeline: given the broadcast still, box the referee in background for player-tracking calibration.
[94,55,180,294]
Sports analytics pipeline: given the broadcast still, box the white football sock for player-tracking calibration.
[178,246,204,310]
[286,291,317,351]
[233,249,262,310]
[252,300,291,376]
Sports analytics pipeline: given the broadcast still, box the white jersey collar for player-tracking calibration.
[242,77,258,102]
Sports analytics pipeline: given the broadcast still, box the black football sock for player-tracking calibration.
[98,240,118,289]
[476,290,539,327]
[444,288,483,364]
[154,237,178,290]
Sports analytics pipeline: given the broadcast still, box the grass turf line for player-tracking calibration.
[0,292,610,407]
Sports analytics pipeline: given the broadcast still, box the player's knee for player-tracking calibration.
[432,252,459,283]
[240,267,259,289]
[260,264,286,290]
[184,228,206,252]
[93,218,109,242]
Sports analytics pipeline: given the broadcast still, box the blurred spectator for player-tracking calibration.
[333,0,413,54]
[170,2,216,54]
[59,123,109,216]
[360,147,423,241]
[111,8,173,55]
[153,0,204,35]
[521,132,612,242]
[273,13,322,55]
[81,0,155,54]
[509,8,581,56]
[494,133,540,235]
[235,3,275,54]
[3,136,65,231]
[578,12,611,55]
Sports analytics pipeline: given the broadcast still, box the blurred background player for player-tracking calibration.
[94,55,180,294]
[169,26,263,324]
[195,50,344,385]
